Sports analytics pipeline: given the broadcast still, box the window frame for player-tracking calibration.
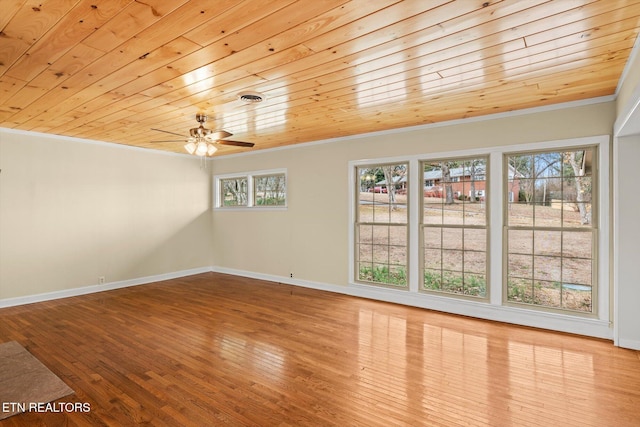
[419,155,490,301]
[348,135,609,331]
[353,161,410,289]
[253,172,287,207]
[503,146,599,316]
[219,176,249,207]
[214,168,287,210]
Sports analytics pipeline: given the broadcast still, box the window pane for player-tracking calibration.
[358,244,373,263]
[442,249,463,271]
[508,229,532,254]
[372,245,389,264]
[561,284,592,312]
[508,278,534,304]
[562,258,592,286]
[508,254,533,279]
[464,274,486,296]
[254,174,286,206]
[534,230,561,256]
[442,271,464,293]
[424,227,442,249]
[535,281,561,308]
[562,231,592,259]
[442,227,462,250]
[508,199,533,226]
[464,228,486,252]
[464,251,485,275]
[424,196,443,225]
[424,248,442,269]
[534,256,561,282]
[424,269,442,291]
[221,177,248,206]
[534,201,561,228]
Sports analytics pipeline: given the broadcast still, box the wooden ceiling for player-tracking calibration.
[1,1,639,156]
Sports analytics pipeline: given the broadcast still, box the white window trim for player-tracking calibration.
[214,168,287,210]
[348,135,610,339]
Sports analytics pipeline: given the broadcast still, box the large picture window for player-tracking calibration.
[421,157,488,298]
[355,163,408,287]
[505,147,596,313]
[350,136,607,335]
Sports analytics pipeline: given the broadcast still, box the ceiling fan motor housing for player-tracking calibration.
[190,126,212,138]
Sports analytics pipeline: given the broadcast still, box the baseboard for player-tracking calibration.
[0,267,212,309]
[212,266,614,341]
[617,338,640,351]
[1,266,618,345]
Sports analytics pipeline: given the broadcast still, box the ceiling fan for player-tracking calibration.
[151,113,254,156]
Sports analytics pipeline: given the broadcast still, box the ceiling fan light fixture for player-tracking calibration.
[207,144,218,156]
[184,141,197,154]
[195,141,209,156]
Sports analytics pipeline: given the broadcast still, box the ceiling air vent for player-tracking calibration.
[238,91,265,103]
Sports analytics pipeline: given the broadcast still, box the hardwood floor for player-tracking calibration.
[0,272,639,426]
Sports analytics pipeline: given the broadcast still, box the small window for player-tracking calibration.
[215,169,287,209]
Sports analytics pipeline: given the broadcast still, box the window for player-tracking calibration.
[220,177,248,207]
[215,169,287,209]
[505,147,596,313]
[421,157,488,298]
[350,136,608,334]
[355,163,408,287]
[254,173,286,206]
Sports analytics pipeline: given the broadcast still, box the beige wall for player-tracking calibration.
[615,134,640,349]
[0,130,212,300]
[614,39,640,349]
[211,101,616,286]
[617,45,640,117]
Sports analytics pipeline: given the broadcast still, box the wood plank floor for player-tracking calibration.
[0,272,639,426]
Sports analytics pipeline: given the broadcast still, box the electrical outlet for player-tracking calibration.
[290,273,293,278]
[99,276,105,285]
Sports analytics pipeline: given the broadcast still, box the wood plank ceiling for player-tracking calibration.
[1,0,639,156]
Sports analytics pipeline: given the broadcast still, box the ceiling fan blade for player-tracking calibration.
[210,130,233,139]
[150,139,186,143]
[151,128,187,137]
[217,140,255,147]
